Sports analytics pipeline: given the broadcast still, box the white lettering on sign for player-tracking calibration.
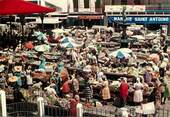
[149,17,169,22]
[126,17,132,21]
[114,17,123,21]
[134,17,147,22]
[111,16,170,23]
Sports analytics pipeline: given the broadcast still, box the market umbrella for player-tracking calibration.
[34,44,50,52]
[0,0,55,15]
[24,41,34,49]
[52,29,66,34]
[61,41,83,49]
[37,32,47,41]
[117,48,133,54]
[145,32,158,39]
[121,30,133,36]
[61,42,74,48]
[60,37,70,43]
[0,0,55,40]
[60,37,75,43]
[109,51,131,59]
[131,35,145,40]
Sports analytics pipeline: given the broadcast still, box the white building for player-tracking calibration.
[25,0,75,25]
[24,0,100,27]
[78,0,96,12]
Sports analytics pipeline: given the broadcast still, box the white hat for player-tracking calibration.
[0,65,5,72]
[83,65,91,72]
[14,66,22,72]
[160,62,167,68]
[163,58,169,63]
[66,94,71,98]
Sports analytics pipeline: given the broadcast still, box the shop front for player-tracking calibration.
[108,16,170,24]
[68,15,104,27]
[108,16,170,33]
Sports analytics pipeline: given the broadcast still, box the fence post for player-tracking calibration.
[76,103,83,117]
[37,97,44,117]
[0,90,7,117]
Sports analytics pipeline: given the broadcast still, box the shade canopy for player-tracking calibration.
[0,0,55,15]
[109,50,131,59]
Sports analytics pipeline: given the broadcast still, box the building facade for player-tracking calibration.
[23,0,170,29]
[109,0,169,5]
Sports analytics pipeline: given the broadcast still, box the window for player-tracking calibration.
[134,0,141,5]
[112,0,115,4]
[121,0,127,5]
[84,0,89,8]
[73,0,78,9]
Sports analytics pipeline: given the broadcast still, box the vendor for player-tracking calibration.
[26,65,33,87]
[53,72,62,97]
[133,77,143,106]
[119,77,128,107]
[101,75,110,104]
[69,95,80,117]
[39,56,46,71]
[83,76,93,103]
[13,65,23,87]
[0,73,7,89]
[61,78,70,97]
[143,65,152,84]
[70,74,79,97]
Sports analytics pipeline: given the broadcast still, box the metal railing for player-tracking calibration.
[83,106,170,117]
[156,108,170,117]
[44,105,71,117]
[7,102,38,117]
[5,101,170,117]
[83,106,120,117]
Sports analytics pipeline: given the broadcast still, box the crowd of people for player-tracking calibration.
[0,24,169,116]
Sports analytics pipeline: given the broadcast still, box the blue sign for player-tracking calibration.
[108,16,170,24]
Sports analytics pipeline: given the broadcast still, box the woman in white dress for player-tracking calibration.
[133,78,143,105]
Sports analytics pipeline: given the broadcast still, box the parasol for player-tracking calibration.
[131,35,145,40]
[0,0,56,39]
[37,32,47,41]
[61,42,74,48]
[60,37,70,43]
[121,30,133,36]
[24,41,34,49]
[60,37,75,43]
[109,51,131,59]
[0,0,55,15]
[34,44,50,52]
[117,48,133,54]
[52,29,66,34]
[60,41,82,49]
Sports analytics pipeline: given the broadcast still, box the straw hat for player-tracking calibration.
[146,66,153,72]
[160,61,167,68]
[8,76,17,83]
[14,66,22,72]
